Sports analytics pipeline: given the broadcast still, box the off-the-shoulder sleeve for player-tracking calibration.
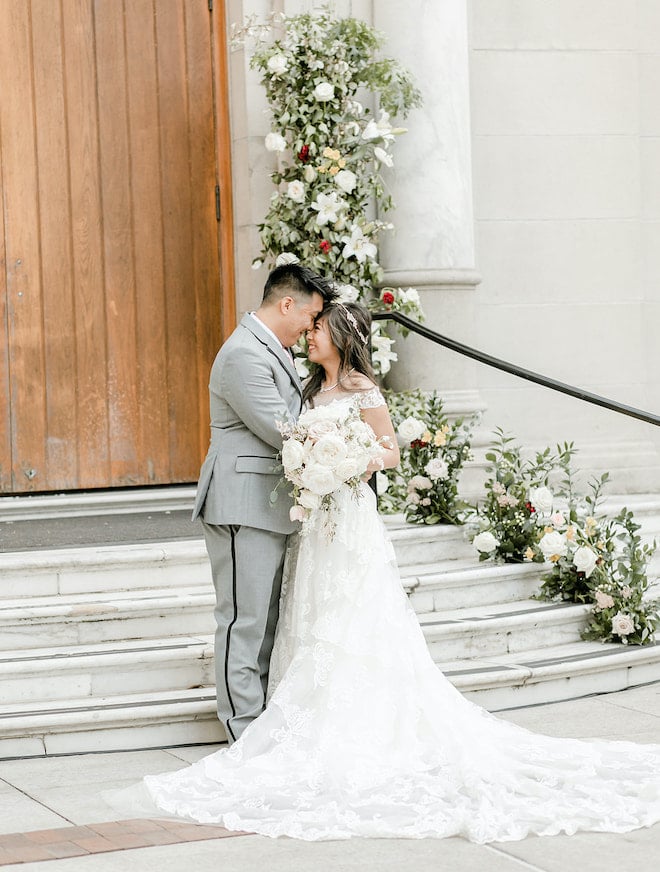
[357,386,386,409]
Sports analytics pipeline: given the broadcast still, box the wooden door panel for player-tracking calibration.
[0,0,231,494]
[33,0,80,490]
[0,1,48,491]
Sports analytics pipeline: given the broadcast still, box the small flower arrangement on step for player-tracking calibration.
[580,508,659,645]
[532,451,659,646]
[467,429,558,562]
[378,390,474,525]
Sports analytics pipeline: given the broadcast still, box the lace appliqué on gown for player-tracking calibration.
[130,399,660,842]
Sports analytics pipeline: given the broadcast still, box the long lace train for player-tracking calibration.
[121,483,660,842]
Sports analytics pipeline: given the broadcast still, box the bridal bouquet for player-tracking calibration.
[277,401,385,537]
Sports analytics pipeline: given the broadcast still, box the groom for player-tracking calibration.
[192,263,336,743]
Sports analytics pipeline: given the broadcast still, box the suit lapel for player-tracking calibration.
[240,314,303,397]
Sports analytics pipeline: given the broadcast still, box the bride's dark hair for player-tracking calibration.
[303,301,375,406]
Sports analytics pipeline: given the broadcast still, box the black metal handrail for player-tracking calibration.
[372,311,660,428]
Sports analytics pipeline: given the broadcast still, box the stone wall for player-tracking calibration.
[468,0,660,489]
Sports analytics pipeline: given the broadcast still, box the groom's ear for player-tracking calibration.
[280,295,296,315]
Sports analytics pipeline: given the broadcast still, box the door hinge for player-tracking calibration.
[215,185,221,221]
[208,0,213,11]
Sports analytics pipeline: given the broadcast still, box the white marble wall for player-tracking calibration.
[469,0,660,490]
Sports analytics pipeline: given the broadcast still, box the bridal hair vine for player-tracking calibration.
[336,303,368,345]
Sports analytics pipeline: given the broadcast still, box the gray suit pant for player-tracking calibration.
[202,521,287,743]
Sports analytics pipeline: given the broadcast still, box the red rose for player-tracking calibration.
[525,501,536,514]
[382,291,395,305]
[319,240,331,254]
[410,439,428,449]
[298,145,310,163]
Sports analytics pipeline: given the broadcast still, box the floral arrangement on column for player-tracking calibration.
[232,8,423,375]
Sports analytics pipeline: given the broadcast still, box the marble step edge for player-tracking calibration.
[0,540,210,572]
[0,688,219,736]
[443,640,660,692]
[0,486,197,521]
[456,644,660,712]
[0,635,213,679]
[0,588,216,625]
[419,600,591,641]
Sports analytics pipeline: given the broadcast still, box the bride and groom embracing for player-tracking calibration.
[133,263,660,842]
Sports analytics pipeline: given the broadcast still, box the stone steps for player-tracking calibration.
[0,489,658,758]
[0,637,213,705]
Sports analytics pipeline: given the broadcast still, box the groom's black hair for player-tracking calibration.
[262,263,338,306]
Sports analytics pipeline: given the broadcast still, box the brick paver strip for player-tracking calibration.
[0,818,249,866]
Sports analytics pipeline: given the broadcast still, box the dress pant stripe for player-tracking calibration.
[224,524,240,742]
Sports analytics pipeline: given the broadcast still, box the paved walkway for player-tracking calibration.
[0,683,659,870]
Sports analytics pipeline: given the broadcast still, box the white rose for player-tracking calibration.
[298,489,321,510]
[573,545,598,578]
[408,475,432,491]
[397,417,427,444]
[425,458,449,481]
[303,165,317,183]
[275,252,299,266]
[539,531,568,560]
[313,82,334,102]
[334,456,364,481]
[595,589,615,610]
[281,438,305,471]
[336,283,359,302]
[611,612,635,637]
[286,180,305,203]
[334,169,357,193]
[529,486,554,514]
[301,404,347,427]
[300,463,340,496]
[307,420,338,440]
[311,434,348,468]
[267,54,288,75]
[399,287,420,306]
[549,512,565,527]
[473,531,499,554]
[375,471,389,495]
[265,132,286,153]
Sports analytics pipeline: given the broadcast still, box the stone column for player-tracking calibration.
[373,0,482,419]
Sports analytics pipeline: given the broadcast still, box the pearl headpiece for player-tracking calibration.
[336,303,368,345]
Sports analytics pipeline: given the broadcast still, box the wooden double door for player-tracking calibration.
[0,0,235,494]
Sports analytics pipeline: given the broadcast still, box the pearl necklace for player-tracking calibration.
[319,368,355,393]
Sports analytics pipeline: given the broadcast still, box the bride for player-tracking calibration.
[126,301,660,842]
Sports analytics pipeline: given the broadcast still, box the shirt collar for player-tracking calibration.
[250,311,288,351]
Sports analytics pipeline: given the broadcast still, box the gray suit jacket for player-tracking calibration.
[192,314,302,534]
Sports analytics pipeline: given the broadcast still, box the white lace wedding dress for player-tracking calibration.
[126,391,660,842]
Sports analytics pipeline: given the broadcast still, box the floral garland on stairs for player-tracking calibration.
[466,431,659,647]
